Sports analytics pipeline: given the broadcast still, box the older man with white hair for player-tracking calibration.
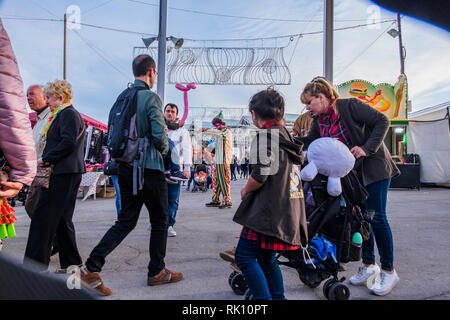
[25,85,51,218]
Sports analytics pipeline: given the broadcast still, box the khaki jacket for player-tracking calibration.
[233,126,308,246]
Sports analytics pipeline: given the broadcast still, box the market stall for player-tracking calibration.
[407,102,450,186]
[29,111,108,162]
[336,75,419,188]
[29,111,112,197]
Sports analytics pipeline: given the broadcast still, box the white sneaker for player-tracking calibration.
[349,263,381,286]
[370,269,399,296]
[168,226,177,237]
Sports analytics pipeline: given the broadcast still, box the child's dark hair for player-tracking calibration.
[248,88,285,121]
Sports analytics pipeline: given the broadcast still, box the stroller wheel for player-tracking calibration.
[230,273,247,295]
[327,282,350,300]
[228,271,238,286]
[322,279,335,299]
[299,273,321,288]
[244,288,253,300]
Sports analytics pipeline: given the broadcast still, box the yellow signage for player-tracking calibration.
[336,74,408,120]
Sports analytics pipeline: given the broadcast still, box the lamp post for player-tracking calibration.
[157,0,168,104]
[323,0,333,84]
[141,0,184,106]
[388,13,406,75]
[63,13,67,80]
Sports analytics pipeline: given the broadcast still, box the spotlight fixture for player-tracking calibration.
[142,36,158,48]
[167,36,184,49]
[387,28,399,38]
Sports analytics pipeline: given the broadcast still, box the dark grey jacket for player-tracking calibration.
[299,98,400,186]
[42,106,86,175]
[233,126,308,246]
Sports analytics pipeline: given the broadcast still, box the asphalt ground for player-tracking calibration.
[1,178,450,301]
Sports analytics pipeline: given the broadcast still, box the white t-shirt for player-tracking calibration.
[168,126,192,172]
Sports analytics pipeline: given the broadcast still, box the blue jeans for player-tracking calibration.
[362,178,394,271]
[167,181,181,227]
[110,175,121,215]
[164,139,180,172]
[235,238,285,300]
[187,168,195,189]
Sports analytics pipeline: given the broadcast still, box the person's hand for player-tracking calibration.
[240,187,247,200]
[350,146,367,159]
[0,181,23,198]
[183,171,190,179]
[38,158,45,167]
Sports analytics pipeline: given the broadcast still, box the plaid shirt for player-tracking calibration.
[240,226,300,251]
[319,106,352,148]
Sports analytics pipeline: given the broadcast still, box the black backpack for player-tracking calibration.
[107,84,150,195]
[107,85,148,163]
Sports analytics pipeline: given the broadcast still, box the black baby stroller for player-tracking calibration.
[191,163,208,192]
[276,161,371,300]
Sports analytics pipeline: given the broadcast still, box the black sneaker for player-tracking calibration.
[205,201,220,207]
[170,170,189,181]
[165,172,178,184]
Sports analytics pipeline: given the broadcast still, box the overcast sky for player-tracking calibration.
[1,0,449,124]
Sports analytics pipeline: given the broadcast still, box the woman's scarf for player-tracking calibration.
[39,103,71,144]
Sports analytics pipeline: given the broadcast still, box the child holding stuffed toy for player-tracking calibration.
[232,88,308,300]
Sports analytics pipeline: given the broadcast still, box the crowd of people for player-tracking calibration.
[0,16,400,300]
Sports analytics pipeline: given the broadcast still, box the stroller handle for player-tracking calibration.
[353,157,364,171]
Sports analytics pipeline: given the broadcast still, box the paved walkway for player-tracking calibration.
[2,179,450,300]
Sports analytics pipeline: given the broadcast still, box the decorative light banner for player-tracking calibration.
[336,74,408,120]
[133,46,291,85]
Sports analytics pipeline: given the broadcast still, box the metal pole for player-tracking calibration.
[323,0,333,84]
[397,13,405,74]
[63,13,67,80]
[157,0,168,105]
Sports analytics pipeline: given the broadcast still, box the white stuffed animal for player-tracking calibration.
[301,137,355,196]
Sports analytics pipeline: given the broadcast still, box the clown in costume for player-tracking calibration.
[205,112,233,209]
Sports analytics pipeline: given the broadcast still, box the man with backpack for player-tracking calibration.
[80,54,183,296]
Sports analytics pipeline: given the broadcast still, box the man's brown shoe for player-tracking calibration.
[147,268,183,286]
[80,267,112,296]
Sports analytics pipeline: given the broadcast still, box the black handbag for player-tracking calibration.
[103,161,119,176]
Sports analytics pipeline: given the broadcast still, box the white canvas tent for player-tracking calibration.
[407,102,450,185]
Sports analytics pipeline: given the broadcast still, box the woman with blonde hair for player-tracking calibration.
[297,77,400,296]
[24,80,86,273]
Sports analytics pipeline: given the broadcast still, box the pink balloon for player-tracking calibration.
[175,82,196,123]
